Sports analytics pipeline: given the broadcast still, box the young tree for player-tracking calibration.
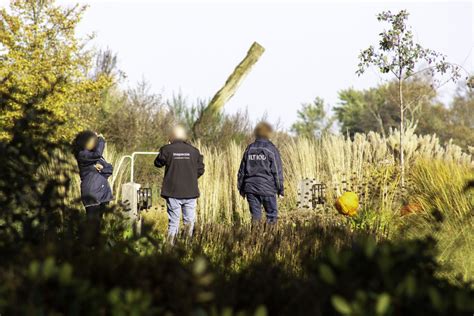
[292,97,333,138]
[0,0,112,142]
[357,10,461,187]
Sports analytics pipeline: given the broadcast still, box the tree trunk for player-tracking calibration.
[399,78,405,188]
[193,42,265,139]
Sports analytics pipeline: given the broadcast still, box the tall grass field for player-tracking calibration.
[91,129,472,283]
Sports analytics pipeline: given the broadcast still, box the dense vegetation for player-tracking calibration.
[0,1,473,315]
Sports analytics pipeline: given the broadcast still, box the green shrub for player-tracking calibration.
[1,79,473,316]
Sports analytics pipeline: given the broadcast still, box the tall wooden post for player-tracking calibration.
[193,42,265,139]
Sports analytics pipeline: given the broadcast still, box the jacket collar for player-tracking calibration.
[171,139,187,144]
[255,137,270,143]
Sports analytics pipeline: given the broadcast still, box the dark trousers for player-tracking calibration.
[85,203,106,222]
[84,203,107,244]
[246,193,278,223]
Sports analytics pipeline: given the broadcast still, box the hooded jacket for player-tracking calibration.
[76,137,113,207]
[154,140,205,199]
[237,138,284,196]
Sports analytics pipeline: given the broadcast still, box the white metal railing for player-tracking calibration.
[111,151,159,190]
[112,154,132,186]
[130,151,160,182]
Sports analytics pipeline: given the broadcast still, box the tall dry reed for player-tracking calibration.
[402,159,474,283]
[59,130,471,225]
[196,130,470,224]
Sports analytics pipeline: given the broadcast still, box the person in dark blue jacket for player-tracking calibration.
[238,122,284,223]
[73,131,113,231]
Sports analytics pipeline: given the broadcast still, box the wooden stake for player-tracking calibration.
[193,42,265,139]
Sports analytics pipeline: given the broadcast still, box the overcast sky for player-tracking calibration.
[11,0,474,128]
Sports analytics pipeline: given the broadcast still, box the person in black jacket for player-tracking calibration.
[238,122,284,223]
[154,125,205,240]
[73,131,113,237]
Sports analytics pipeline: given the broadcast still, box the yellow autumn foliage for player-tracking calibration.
[0,0,112,142]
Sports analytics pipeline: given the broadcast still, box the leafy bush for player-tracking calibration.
[1,2,473,315]
[1,22,472,315]
[1,219,474,315]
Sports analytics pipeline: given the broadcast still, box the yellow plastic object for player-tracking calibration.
[335,192,359,216]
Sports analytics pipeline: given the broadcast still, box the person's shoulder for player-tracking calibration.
[77,149,90,158]
[263,141,280,156]
[265,139,277,148]
[268,140,279,150]
[159,143,173,153]
[251,139,276,149]
[184,142,201,153]
[159,143,169,150]
[247,141,258,149]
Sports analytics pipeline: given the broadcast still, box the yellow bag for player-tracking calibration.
[335,192,359,216]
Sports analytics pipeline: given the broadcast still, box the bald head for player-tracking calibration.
[170,125,188,142]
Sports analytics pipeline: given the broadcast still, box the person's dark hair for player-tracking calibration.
[254,121,273,139]
[72,130,97,157]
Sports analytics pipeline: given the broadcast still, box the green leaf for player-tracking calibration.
[58,263,73,284]
[365,238,377,258]
[319,263,336,284]
[331,295,352,315]
[28,260,40,279]
[404,275,416,297]
[428,287,443,310]
[108,288,121,304]
[193,257,207,275]
[254,305,267,316]
[42,257,56,278]
[220,307,233,316]
[376,293,391,315]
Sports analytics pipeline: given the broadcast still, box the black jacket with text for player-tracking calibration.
[237,138,284,197]
[154,140,205,199]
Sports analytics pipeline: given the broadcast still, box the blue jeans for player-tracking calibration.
[246,193,278,223]
[166,198,197,239]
